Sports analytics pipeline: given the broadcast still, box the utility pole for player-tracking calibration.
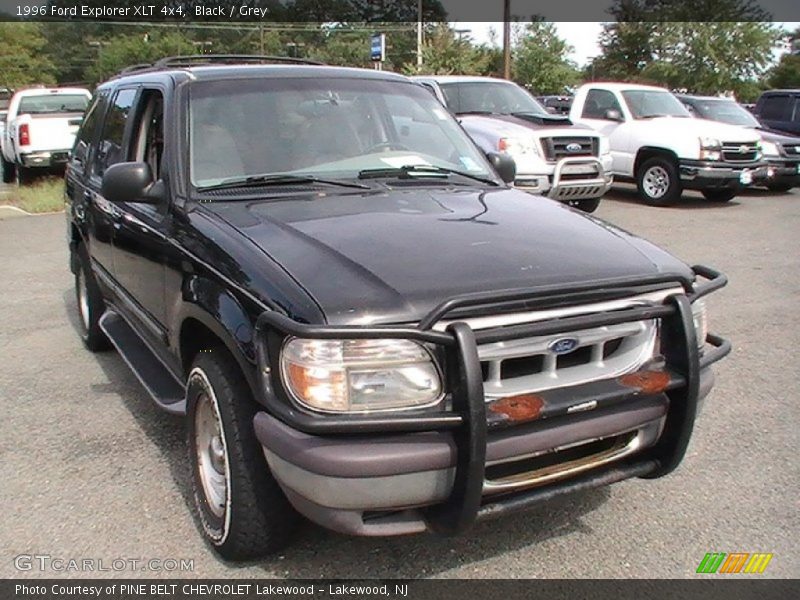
[503,0,511,80]
[417,0,423,71]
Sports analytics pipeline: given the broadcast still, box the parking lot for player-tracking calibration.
[0,185,798,579]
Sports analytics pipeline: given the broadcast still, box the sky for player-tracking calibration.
[457,21,800,67]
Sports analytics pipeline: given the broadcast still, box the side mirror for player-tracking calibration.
[101,162,165,204]
[605,109,623,122]
[485,152,517,184]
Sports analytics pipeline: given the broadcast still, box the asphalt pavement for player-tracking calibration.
[0,186,798,579]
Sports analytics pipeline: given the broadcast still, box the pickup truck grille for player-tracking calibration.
[782,143,800,156]
[721,142,760,163]
[541,136,598,162]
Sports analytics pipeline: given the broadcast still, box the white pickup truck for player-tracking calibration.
[569,82,768,205]
[1,87,91,184]
[414,76,613,213]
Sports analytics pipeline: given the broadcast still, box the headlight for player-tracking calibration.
[691,299,708,349]
[598,135,610,156]
[280,338,443,413]
[699,137,722,161]
[760,140,779,157]
[498,136,539,157]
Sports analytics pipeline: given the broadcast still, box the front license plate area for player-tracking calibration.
[739,170,753,185]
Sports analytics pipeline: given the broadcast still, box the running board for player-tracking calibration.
[99,311,186,415]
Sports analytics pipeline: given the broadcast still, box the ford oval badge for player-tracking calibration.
[548,337,579,355]
[566,142,583,153]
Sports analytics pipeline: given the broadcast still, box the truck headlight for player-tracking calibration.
[692,299,708,349]
[760,141,779,157]
[280,338,443,413]
[499,137,539,157]
[598,135,610,156]
[699,137,722,161]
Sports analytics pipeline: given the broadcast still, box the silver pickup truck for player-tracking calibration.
[414,76,613,213]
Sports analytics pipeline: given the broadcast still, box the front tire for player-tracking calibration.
[74,245,111,352]
[187,348,297,560]
[701,189,737,202]
[766,183,792,193]
[636,157,681,206]
[1,156,15,184]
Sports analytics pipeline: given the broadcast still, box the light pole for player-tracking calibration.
[416,0,423,71]
[503,0,511,80]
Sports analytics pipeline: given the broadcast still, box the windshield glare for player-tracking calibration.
[688,99,760,128]
[439,81,548,116]
[189,78,496,189]
[621,90,692,119]
[18,94,88,115]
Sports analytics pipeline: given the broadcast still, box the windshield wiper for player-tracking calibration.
[197,173,369,192]
[357,164,499,186]
[638,113,689,119]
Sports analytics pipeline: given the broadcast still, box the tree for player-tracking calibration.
[0,23,57,89]
[768,54,800,89]
[512,22,580,94]
[406,24,493,76]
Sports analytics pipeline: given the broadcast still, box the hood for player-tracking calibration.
[459,113,595,139]
[755,126,800,145]
[205,186,692,325]
[646,116,759,142]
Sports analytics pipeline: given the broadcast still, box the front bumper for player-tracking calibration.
[515,156,613,201]
[253,266,730,537]
[679,159,769,190]
[20,150,71,168]
[756,157,800,187]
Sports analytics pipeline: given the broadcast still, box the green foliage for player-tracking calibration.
[767,54,800,89]
[0,23,57,89]
[512,22,581,95]
[3,177,64,214]
[406,24,495,76]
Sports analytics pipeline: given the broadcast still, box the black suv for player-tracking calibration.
[66,56,730,560]
[754,90,800,136]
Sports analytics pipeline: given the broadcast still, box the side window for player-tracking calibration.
[792,97,800,123]
[131,90,165,181]
[582,89,623,119]
[93,88,137,178]
[72,92,105,165]
[759,95,788,121]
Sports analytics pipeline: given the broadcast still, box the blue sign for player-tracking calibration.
[371,33,385,62]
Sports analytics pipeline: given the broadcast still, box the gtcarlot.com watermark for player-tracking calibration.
[14,553,194,573]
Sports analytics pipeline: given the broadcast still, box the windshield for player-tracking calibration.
[17,94,88,115]
[189,77,496,189]
[686,98,760,128]
[439,81,548,116]
[621,90,692,119]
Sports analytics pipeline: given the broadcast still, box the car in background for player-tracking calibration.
[414,76,612,213]
[1,87,91,184]
[753,90,800,136]
[570,82,766,205]
[537,95,573,115]
[678,94,800,193]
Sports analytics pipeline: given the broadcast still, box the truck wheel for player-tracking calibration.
[701,189,736,202]
[636,157,681,206]
[766,183,792,193]
[1,157,15,184]
[567,198,601,213]
[74,245,111,352]
[187,348,297,560]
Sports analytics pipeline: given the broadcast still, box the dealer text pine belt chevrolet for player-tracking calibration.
[65,56,730,560]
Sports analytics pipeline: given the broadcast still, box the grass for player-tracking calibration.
[1,176,65,213]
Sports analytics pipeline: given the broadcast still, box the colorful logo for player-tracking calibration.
[696,552,773,574]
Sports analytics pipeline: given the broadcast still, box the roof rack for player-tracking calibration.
[153,54,324,67]
[110,54,324,80]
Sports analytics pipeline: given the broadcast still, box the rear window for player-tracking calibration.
[17,94,89,115]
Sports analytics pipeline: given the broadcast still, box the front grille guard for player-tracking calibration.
[254,265,731,533]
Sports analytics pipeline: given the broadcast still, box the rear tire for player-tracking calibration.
[701,189,736,202]
[74,245,111,352]
[1,156,15,184]
[636,157,681,206]
[187,348,298,560]
[566,197,601,213]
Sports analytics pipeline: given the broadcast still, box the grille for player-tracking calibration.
[782,144,800,156]
[478,320,657,398]
[721,142,759,163]
[541,136,598,162]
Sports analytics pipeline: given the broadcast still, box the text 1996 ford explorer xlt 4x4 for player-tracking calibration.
[65,56,730,560]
